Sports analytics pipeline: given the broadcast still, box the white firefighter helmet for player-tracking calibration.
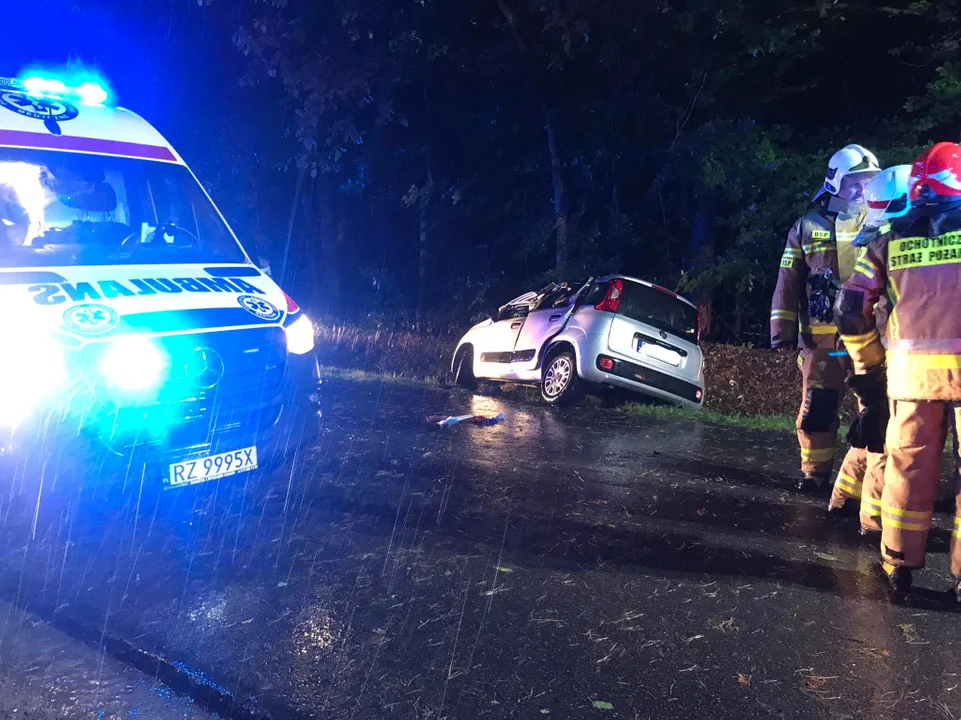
[855,164,912,246]
[864,165,912,227]
[815,144,881,200]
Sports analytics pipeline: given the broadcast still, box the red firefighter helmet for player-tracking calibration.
[910,142,961,204]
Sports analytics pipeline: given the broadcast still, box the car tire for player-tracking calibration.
[541,349,582,406]
[454,347,478,390]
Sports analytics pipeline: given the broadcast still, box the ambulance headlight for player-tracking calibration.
[285,315,315,355]
[100,337,168,392]
[0,334,65,429]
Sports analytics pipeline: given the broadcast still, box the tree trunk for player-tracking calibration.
[543,106,569,269]
[690,183,715,339]
[495,0,570,270]
[610,152,621,230]
[417,154,434,323]
[330,212,346,317]
[280,165,307,288]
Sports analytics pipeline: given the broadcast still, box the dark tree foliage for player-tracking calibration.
[194,0,960,341]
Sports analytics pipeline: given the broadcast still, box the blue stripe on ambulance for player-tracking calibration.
[115,307,283,335]
[28,276,268,305]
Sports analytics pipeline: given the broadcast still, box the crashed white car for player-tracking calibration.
[452,276,705,407]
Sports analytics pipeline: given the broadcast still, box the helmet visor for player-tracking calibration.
[867,193,910,219]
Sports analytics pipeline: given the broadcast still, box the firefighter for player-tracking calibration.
[827,165,911,535]
[835,141,961,593]
[771,144,880,492]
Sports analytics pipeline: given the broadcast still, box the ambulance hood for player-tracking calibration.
[0,263,294,344]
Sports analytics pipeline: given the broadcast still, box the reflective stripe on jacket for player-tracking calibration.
[771,207,844,351]
[838,212,961,400]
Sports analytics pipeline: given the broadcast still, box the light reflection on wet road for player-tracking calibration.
[0,378,960,718]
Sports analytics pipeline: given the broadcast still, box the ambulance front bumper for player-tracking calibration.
[0,327,322,485]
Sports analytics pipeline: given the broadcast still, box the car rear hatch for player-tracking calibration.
[594,278,703,398]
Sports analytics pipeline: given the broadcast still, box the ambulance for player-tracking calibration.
[0,74,321,489]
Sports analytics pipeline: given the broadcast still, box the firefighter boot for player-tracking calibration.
[880,561,912,592]
[797,472,831,494]
[859,527,881,547]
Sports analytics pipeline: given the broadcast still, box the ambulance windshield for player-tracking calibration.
[0,147,247,267]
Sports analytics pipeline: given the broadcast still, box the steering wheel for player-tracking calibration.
[121,222,200,249]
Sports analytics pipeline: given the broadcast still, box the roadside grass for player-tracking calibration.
[616,401,797,434]
[319,365,442,387]
[320,365,798,434]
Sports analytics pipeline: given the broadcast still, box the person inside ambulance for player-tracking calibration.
[0,187,30,249]
[835,141,961,594]
[0,161,45,251]
[771,144,880,493]
[827,165,912,536]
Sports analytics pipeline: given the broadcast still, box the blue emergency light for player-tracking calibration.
[3,74,110,106]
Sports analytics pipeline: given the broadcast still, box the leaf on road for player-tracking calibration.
[592,700,614,711]
[495,566,513,573]
[540,710,550,715]
[856,647,890,659]
[814,552,838,562]
[715,617,738,633]
[738,672,751,686]
[899,624,925,643]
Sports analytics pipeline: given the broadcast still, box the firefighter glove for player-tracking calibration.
[845,370,888,453]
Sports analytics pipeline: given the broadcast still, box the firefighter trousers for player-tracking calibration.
[879,400,960,573]
[796,348,849,477]
[829,401,888,532]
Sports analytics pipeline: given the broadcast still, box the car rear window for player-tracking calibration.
[617,280,698,342]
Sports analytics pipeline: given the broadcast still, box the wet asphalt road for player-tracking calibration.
[2,378,961,719]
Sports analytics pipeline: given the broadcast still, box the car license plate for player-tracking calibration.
[637,340,681,367]
[167,446,258,488]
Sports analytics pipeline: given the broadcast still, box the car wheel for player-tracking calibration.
[541,349,582,406]
[454,347,478,390]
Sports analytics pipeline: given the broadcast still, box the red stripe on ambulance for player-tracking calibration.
[0,129,176,162]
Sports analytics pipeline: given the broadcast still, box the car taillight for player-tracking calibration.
[595,279,623,313]
[600,357,614,371]
[696,388,703,402]
[283,291,300,313]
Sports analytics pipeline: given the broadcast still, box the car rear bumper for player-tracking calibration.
[582,352,704,408]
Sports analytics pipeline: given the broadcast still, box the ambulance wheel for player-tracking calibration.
[454,347,478,390]
[541,349,582,406]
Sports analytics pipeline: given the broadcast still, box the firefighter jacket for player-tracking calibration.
[836,210,961,400]
[771,198,866,351]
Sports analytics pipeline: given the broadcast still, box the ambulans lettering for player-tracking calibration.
[198,278,242,292]
[888,233,961,270]
[130,279,157,295]
[29,284,66,306]
[99,280,136,298]
[147,279,183,294]
[63,282,102,302]
[28,277,265,305]
[230,278,264,294]
[175,278,208,293]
